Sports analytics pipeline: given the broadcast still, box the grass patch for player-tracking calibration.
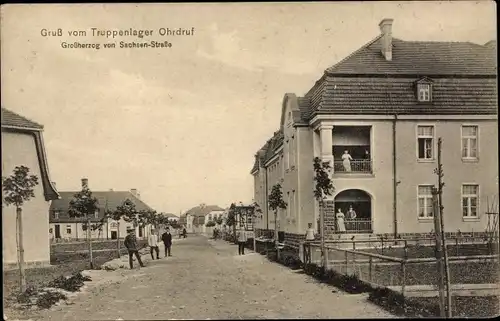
[36,291,67,309]
[47,272,92,292]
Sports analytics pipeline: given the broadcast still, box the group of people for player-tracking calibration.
[123,226,184,269]
[335,205,357,232]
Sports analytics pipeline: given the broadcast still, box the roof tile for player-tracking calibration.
[1,108,44,130]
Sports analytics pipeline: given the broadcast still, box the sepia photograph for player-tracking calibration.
[1,1,498,320]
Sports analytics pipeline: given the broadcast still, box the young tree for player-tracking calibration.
[268,184,287,257]
[226,203,237,243]
[106,199,137,258]
[2,165,39,292]
[313,157,334,268]
[68,184,99,269]
[214,216,224,226]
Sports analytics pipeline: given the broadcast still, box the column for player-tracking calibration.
[319,125,334,166]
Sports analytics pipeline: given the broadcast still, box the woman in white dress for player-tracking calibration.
[336,208,346,233]
[342,150,353,172]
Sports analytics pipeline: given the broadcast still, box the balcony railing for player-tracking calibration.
[344,219,373,233]
[334,159,372,173]
[318,219,373,234]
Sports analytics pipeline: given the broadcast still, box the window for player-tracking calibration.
[462,126,478,159]
[417,126,434,160]
[66,225,72,234]
[94,210,99,219]
[417,83,431,102]
[418,185,434,219]
[53,211,59,219]
[462,185,479,219]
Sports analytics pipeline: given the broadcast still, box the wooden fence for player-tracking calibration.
[303,241,499,298]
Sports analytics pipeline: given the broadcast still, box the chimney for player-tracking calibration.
[81,178,89,189]
[379,18,394,61]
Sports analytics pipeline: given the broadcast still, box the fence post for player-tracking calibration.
[324,246,329,270]
[369,256,373,283]
[344,251,348,274]
[404,240,408,261]
[401,261,406,297]
[381,239,384,255]
[456,238,459,256]
[353,242,356,266]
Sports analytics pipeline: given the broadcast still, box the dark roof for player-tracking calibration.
[313,76,497,115]
[185,205,225,218]
[49,191,155,223]
[1,108,44,130]
[326,37,497,75]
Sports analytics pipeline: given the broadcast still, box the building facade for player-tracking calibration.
[180,204,225,233]
[2,108,60,269]
[49,180,155,241]
[251,19,497,247]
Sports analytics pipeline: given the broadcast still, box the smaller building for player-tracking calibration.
[49,179,155,241]
[2,108,60,269]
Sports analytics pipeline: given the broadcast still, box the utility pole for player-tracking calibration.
[436,137,452,317]
[432,186,446,318]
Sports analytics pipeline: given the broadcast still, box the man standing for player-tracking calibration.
[124,228,145,269]
[148,229,160,260]
[304,223,316,264]
[161,228,172,257]
[237,229,248,255]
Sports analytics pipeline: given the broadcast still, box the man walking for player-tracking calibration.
[124,228,145,269]
[148,229,160,260]
[303,223,316,264]
[161,228,173,257]
[237,229,248,255]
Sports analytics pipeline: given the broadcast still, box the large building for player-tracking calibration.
[49,179,155,241]
[2,108,60,269]
[251,19,497,247]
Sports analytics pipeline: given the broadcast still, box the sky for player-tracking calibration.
[1,2,496,214]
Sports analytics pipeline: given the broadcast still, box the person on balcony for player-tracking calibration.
[342,150,353,172]
[347,206,357,220]
[336,208,346,233]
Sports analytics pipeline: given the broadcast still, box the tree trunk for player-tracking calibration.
[275,210,280,259]
[87,217,94,269]
[320,200,326,268]
[16,207,27,293]
[117,221,121,258]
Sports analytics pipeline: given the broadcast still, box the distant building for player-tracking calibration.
[180,204,225,233]
[49,179,155,241]
[158,212,180,225]
[251,19,497,248]
[2,108,59,269]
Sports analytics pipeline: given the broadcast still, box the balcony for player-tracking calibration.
[334,159,372,173]
[332,126,372,174]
